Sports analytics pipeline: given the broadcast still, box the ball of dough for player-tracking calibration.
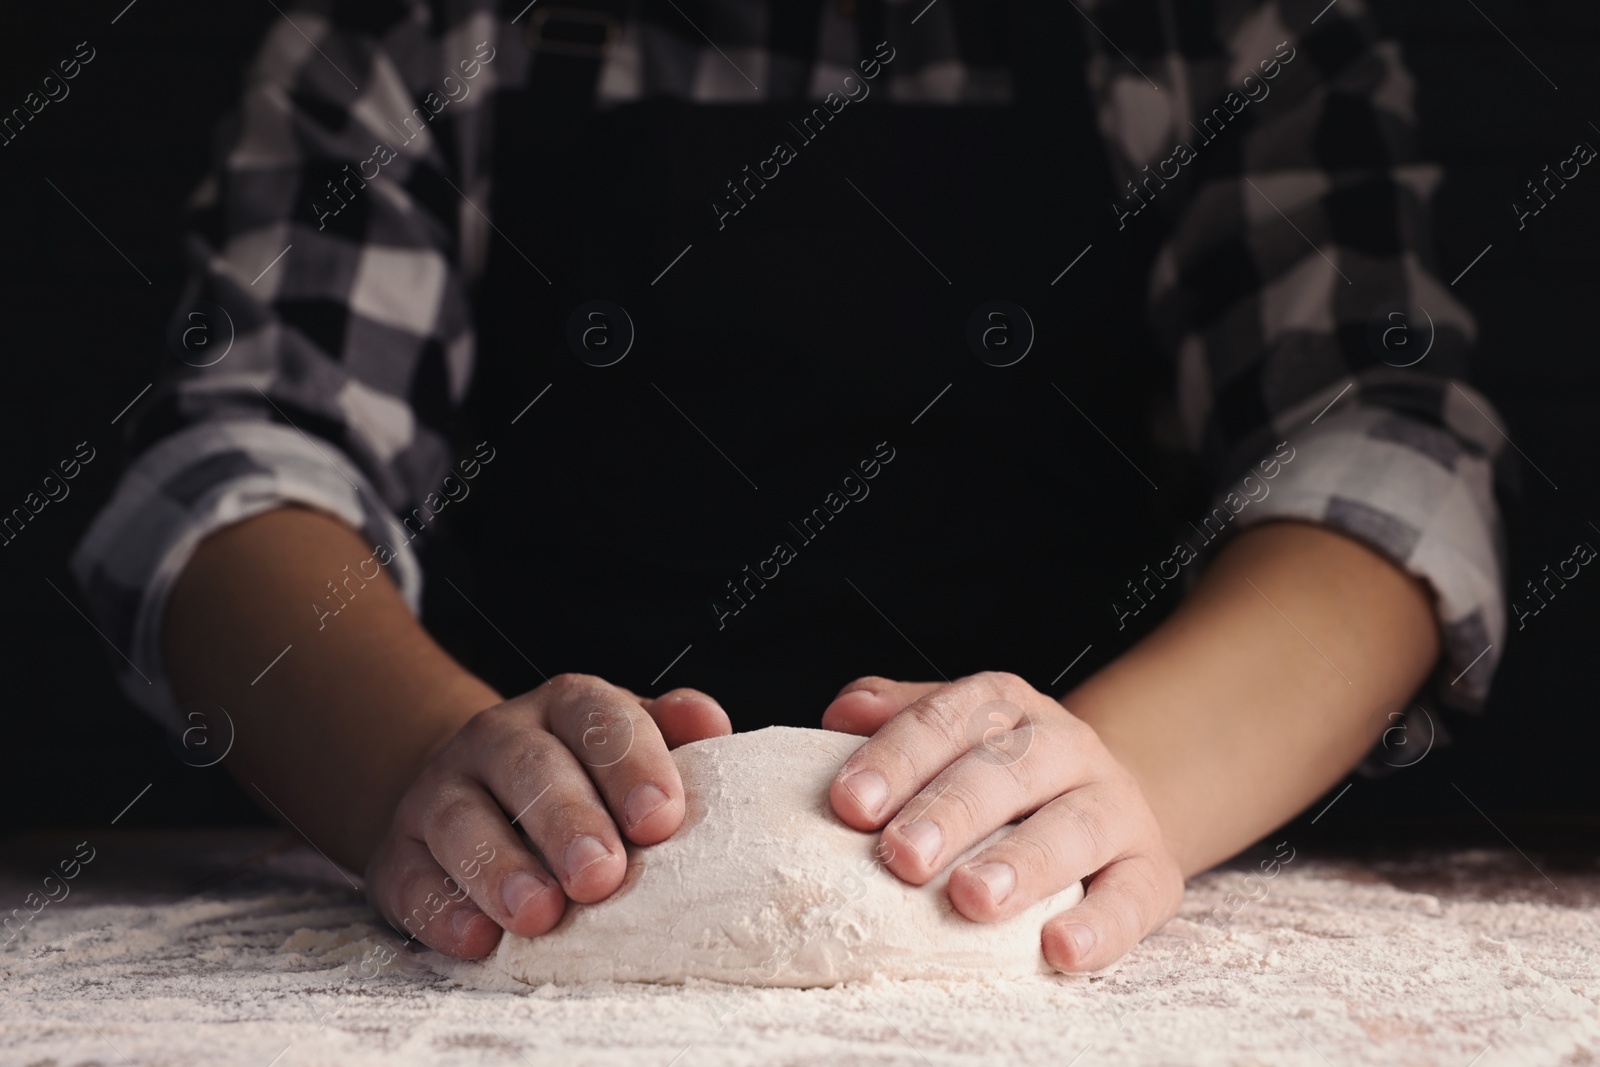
[488,726,1084,987]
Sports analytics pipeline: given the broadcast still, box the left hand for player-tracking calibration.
[823,672,1185,971]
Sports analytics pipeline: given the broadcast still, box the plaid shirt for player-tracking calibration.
[72,0,1508,738]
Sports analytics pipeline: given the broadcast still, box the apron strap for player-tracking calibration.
[521,0,633,110]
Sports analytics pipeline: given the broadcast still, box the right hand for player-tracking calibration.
[364,674,730,958]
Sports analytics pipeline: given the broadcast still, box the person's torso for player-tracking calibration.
[426,4,1172,725]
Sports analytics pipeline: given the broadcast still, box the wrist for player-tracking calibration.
[1059,685,1198,874]
[1061,521,1437,876]
[348,667,503,862]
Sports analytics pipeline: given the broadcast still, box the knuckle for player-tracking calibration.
[1010,741,1053,794]
[1065,800,1114,852]
[992,726,1038,774]
[504,733,562,787]
[396,866,449,917]
[975,670,1027,699]
[571,706,639,768]
[539,796,610,844]
[1005,830,1064,879]
[574,700,635,734]
[421,791,480,843]
[906,696,965,746]
[869,735,931,787]
[932,784,986,834]
[462,700,516,739]
[546,672,601,702]
[455,700,538,754]
[396,765,456,834]
[465,702,504,734]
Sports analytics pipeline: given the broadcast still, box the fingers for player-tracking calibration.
[830,672,1035,830]
[365,833,503,959]
[539,674,686,846]
[608,683,730,747]
[943,784,1124,915]
[818,671,1181,972]
[643,687,732,749]
[463,720,629,904]
[877,741,1093,886]
[821,676,943,736]
[411,779,566,940]
[370,675,729,959]
[1040,854,1183,972]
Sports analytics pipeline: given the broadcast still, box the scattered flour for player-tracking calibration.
[3,815,1599,1064]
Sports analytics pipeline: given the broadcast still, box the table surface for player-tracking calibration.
[3,829,1599,1066]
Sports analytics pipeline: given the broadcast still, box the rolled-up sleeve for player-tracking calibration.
[70,421,426,731]
[1221,377,1506,712]
[70,1,500,731]
[1085,0,1507,712]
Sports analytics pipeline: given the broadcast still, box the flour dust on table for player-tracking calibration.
[484,726,1085,988]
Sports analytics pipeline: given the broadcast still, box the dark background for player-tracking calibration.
[0,2,1594,846]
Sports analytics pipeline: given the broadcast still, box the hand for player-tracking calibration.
[823,672,1184,971]
[364,675,730,958]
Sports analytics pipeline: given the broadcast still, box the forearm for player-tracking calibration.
[1065,520,1439,876]
[162,505,501,868]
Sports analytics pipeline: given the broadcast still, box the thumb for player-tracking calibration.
[821,676,944,736]
[637,687,732,749]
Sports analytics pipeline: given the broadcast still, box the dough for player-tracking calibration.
[488,726,1084,988]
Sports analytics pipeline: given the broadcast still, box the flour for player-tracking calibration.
[487,726,1085,988]
[5,830,1598,1066]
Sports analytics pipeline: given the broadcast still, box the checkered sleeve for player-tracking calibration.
[69,0,507,732]
[1084,0,1507,714]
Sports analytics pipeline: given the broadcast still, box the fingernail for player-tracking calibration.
[842,770,889,817]
[1063,923,1096,960]
[501,870,550,918]
[968,861,1016,905]
[564,834,611,878]
[624,783,670,830]
[451,906,485,940]
[899,819,943,867]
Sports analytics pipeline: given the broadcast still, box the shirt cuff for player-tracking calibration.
[1218,397,1505,714]
[69,420,424,734]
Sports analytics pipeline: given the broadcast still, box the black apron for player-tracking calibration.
[427,0,1175,727]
